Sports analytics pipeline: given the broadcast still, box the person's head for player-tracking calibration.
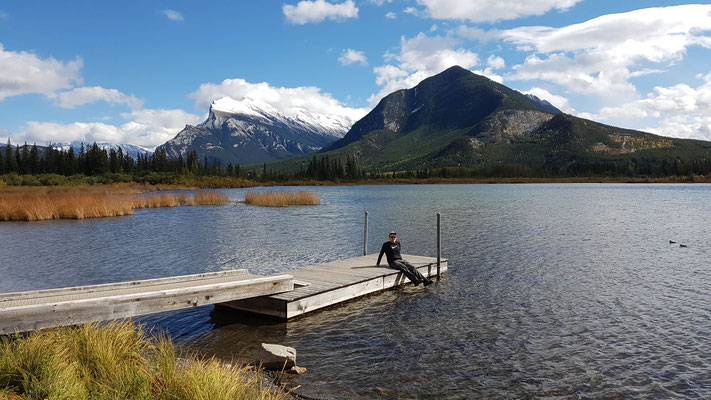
[388,231,397,243]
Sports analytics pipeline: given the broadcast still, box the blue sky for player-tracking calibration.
[1,0,710,149]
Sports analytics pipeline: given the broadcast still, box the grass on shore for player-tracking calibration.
[0,321,287,400]
[244,191,320,207]
[0,186,229,221]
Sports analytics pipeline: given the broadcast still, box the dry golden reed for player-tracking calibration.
[193,190,229,205]
[244,190,320,207]
[0,187,229,222]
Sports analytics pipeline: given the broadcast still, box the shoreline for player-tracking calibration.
[4,173,711,190]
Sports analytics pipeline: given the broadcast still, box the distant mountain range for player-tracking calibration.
[1,141,152,160]
[156,96,354,165]
[261,65,711,174]
[50,141,153,160]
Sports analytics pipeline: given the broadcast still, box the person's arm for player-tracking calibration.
[377,243,385,265]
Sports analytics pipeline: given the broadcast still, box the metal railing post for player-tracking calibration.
[363,211,368,256]
[437,212,441,281]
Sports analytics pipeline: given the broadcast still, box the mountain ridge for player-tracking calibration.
[157,96,353,165]
[256,66,711,175]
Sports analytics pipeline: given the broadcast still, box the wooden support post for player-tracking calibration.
[364,211,368,256]
[437,212,441,281]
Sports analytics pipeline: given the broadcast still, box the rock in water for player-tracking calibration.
[259,343,296,369]
[287,365,308,375]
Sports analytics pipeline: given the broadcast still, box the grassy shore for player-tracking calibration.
[0,185,229,221]
[245,191,320,207]
[0,321,288,400]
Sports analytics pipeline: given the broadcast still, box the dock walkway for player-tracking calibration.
[0,254,447,333]
[219,254,447,320]
[0,269,293,334]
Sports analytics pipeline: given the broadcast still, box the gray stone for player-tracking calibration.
[259,343,296,369]
[287,365,307,375]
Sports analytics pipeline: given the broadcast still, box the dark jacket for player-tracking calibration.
[377,241,402,266]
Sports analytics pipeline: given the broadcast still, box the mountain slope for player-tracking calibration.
[259,66,711,174]
[157,97,353,165]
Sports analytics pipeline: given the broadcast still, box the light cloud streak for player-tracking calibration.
[283,0,358,24]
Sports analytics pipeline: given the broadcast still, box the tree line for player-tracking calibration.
[4,139,711,183]
[0,140,245,177]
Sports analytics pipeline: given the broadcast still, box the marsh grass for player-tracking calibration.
[0,321,287,400]
[0,186,229,221]
[193,190,229,206]
[244,191,320,207]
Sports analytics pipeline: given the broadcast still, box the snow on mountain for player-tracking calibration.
[204,96,353,139]
[156,96,355,166]
[51,141,153,159]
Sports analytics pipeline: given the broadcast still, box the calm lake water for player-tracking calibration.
[2,184,711,398]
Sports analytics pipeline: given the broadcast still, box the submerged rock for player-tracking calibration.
[259,343,296,369]
[287,365,308,375]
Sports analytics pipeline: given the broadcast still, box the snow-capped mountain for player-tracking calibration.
[51,141,153,159]
[156,96,354,166]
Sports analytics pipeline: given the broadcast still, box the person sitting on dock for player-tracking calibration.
[377,232,433,287]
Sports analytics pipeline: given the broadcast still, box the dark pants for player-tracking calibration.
[390,259,428,284]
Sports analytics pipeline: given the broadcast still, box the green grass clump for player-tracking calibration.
[0,321,287,400]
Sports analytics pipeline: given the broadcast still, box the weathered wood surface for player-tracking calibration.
[0,270,294,334]
[220,254,447,320]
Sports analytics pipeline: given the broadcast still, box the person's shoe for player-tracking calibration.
[423,279,434,287]
[413,280,422,286]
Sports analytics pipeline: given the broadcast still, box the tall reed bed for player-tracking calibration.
[0,321,287,400]
[244,190,320,207]
[0,187,229,221]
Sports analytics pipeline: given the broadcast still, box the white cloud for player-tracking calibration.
[588,71,711,140]
[597,74,711,121]
[51,86,143,109]
[418,0,581,22]
[119,109,203,148]
[456,26,501,43]
[338,49,367,66]
[645,115,711,141]
[368,0,392,5]
[162,9,184,22]
[369,32,479,104]
[189,77,368,123]
[0,43,83,100]
[403,7,424,17]
[503,5,711,101]
[385,11,396,19]
[523,87,575,113]
[470,55,507,83]
[283,0,358,24]
[486,55,505,70]
[12,108,202,150]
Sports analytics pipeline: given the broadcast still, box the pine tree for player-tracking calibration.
[65,147,76,175]
[29,144,40,174]
[5,139,16,172]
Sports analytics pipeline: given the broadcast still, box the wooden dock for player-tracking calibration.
[0,269,293,334]
[218,254,447,320]
[0,253,447,334]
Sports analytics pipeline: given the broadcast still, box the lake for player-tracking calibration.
[2,183,711,398]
